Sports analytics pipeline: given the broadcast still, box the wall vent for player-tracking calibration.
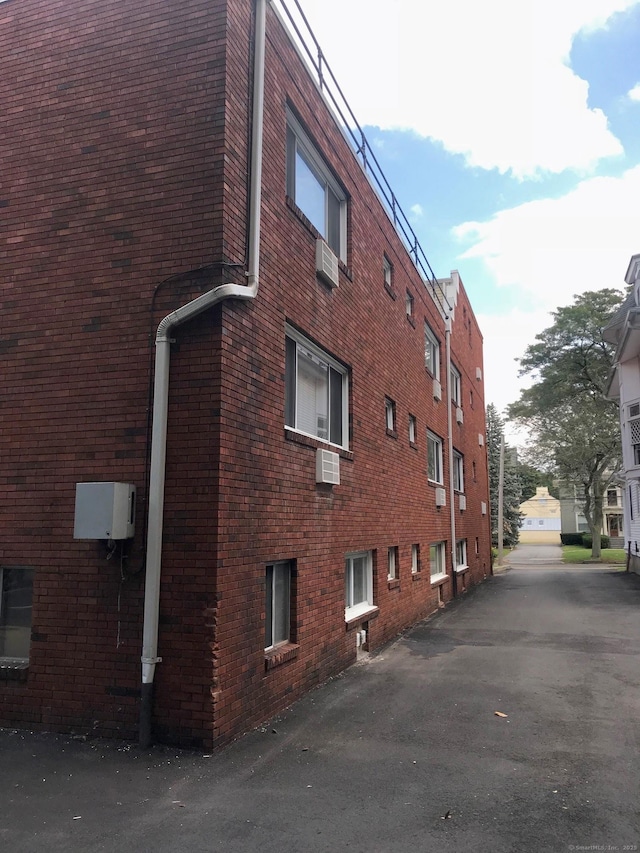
[435,487,446,507]
[316,448,340,484]
[433,378,442,401]
[315,239,339,288]
[456,406,464,424]
[459,494,466,511]
[481,501,487,515]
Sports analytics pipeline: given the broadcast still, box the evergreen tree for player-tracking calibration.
[486,404,523,548]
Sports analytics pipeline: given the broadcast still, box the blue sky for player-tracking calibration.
[275,0,640,435]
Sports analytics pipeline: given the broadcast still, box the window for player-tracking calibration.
[385,397,396,433]
[429,542,446,581]
[475,537,479,555]
[424,323,440,379]
[450,365,461,405]
[453,450,464,492]
[409,414,417,445]
[411,544,421,574]
[286,110,346,261]
[472,460,477,481]
[383,256,393,293]
[0,566,34,662]
[405,290,414,319]
[455,539,467,569]
[265,561,292,651]
[345,551,374,620]
[607,489,618,507]
[387,547,398,581]
[285,326,349,449]
[427,431,444,484]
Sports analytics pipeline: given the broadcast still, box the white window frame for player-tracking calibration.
[265,560,292,652]
[345,551,374,620]
[455,539,468,570]
[409,414,417,445]
[429,542,446,583]
[285,325,349,450]
[427,431,444,484]
[387,546,398,581]
[383,255,393,291]
[406,290,414,318]
[411,544,420,574]
[385,397,396,432]
[453,450,464,493]
[0,565,35,663]
[450,364,461,406]
[286,109,347,262]
[424,323,440,379]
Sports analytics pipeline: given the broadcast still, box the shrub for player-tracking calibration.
[560,533,584,546]
[581,533,610,549]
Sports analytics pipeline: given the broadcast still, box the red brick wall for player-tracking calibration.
[0,0,491,748]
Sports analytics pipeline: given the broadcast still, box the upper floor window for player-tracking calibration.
[450,364,461,405]
[607,489,618,507]
[383,256,393,293]
[425,323,440,379]
[285,326,349,449]
[409,414,417,445]
[286,109,347,262]
[406,290,414,319]
[453,451,464,492]
[427,431,444,484]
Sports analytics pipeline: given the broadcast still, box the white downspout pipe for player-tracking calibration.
[445,316,458,596]
[139,0,267,747]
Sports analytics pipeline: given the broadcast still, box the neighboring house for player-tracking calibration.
[519,487,561,543]
[558,481,624,546]
[0,0,491,748]
[604,253,640,573]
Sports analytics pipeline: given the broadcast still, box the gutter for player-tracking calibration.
[445,316,458,597]
[139,0,267,747]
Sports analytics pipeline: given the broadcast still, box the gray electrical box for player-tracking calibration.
[73,482,136,540]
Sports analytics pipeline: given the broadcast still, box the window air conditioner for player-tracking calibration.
[456,406,464,424]
[478,433,484,446]
[459,494,466,511]
[476,367,482,381]
[481,501,487,515]
[433,378,442,401]
[315,239,339,288]
[435,487,446,507]
[316,448,340,485]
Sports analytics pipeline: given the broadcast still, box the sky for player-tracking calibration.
[274,0,640,438]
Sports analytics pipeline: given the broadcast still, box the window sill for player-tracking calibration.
[409,441,418,450]
[387,578,400,590]
[285,196,352,281]
[345,605,379,629]
[0,660,29,682]
[384,282,397,300]
[430,573,450,587]
[385,428,397,439]
[264,642,300,671]
[284,428,353,460]
[455,564,469,575]
[406,315,415,328]
[411,571,422,581]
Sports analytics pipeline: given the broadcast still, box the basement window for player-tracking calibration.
[0,566,35,665]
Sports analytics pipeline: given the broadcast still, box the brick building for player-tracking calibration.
[0,0,491,747]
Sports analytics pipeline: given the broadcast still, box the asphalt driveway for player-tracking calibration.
[2,550,639,852]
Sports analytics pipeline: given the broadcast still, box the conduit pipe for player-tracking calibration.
[445,317,458,597]
[139,0,267,747]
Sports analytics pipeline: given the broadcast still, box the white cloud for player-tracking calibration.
[454,165,640,314]
[277,0,636,177]
[410,203,424,218]
[628,83,640,101]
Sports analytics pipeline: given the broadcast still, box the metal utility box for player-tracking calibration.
[73,482,136,540]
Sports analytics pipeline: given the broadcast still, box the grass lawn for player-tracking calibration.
[562,545,627,565]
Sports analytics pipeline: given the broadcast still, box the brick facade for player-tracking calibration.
[0,0,491,748]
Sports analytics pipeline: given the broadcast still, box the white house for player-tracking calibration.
[604,253,640,573]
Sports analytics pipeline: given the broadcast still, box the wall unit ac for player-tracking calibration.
[435,487,446,507]
[478,433,484,446]
[433,378,442,401]
[459,494,467,511]
[476,367,482,381]
[481,501,487,515]
[74,482,136,540]
[456,406,464,424]
[316,448,340,485]
[315,239,339,288]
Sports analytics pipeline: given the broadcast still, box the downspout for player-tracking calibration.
[139,0,267,748]
[445,317,458,597]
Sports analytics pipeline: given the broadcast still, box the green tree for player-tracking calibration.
[507,289,623,559]
[486,403,523,549]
